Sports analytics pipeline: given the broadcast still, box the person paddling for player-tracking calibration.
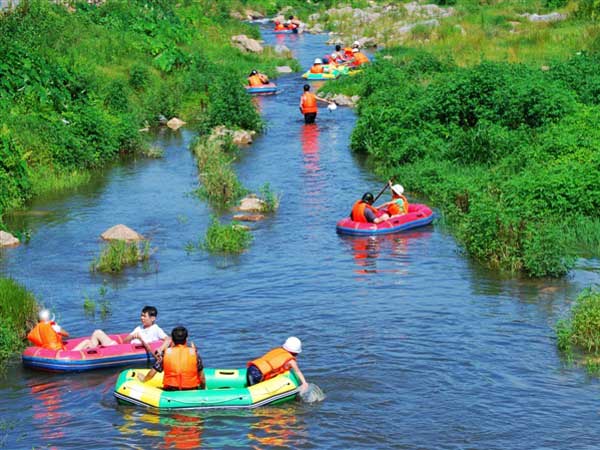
[299,84,332,124]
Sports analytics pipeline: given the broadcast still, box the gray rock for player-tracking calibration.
[276,66,293,73]
[307,24,324,34]
[245,9,264,20]
[274,44,290,54]
[522,12,567,22]
[398,19,440,34]
[233,214,266,222]
[166,117,186,130]
[0,231,19,248]
[357,37,378,48]
[309,13,320,21]
[231,35,263,53]
[238,195,266,212]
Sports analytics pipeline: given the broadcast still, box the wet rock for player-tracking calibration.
[331,94,360,107]
[238,195,267,212]
[245,9,264,20]
[0,231,19,248]
[522,12,567,22]
[101,225,145,242]
[231,35,263,53]
[166,117,186,130]
[233,214,266,222]
[276,66,293,73]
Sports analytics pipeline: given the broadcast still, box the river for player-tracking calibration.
[1,25,600,450]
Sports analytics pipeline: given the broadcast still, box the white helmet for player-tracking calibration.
[314,58,323,64]
[38,309,51,322]
[391,184,404,196]
[283,336,302,354]
[352,40,360,48]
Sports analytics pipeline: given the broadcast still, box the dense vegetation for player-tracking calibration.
[323,47,600,277]
[556,289,600,371]
[0,0,295,227]
[91,240,151,273]
[0,277,38,363]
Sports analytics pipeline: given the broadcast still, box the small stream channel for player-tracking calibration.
[1,25,600,449]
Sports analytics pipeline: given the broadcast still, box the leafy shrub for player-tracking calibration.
[91,240,150,273]
[557,289,600,355]
[202,217,252,254]
[0,277,38,362]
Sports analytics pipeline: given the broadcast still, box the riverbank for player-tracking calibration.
[0,277,37,364]
[0,0,297,230]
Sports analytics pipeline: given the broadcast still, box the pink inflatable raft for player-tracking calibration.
[22,333,162,372]
[336,203,434,235]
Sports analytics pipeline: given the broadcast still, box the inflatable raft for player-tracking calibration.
[22,334,161,372]
[273,28,298,34]
[245,83,278,95]
[302,70,340,80]
[336,203,434,235]
[114,368,300,410]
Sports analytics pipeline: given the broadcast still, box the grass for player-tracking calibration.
[91,240,151,273]
[0,277,38,363]
[192,137,247,208]
[202,217,253,254]
[138,145,164,159]
[258,182,280,213]
[28,167,93,196]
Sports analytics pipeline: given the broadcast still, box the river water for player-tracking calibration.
[1,25,600,450]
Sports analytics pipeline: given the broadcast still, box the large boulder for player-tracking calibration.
[100,225,145,242]
[166,117,186,130]
[0,231,19,248]
[233,213,266,222]
[276,66,293,74]
[238,195,266,212]
[357,36,378,48]
[231,35,263,53]
[211,126,256,146]
[274,44,291,54]
[331,94,360,107]
[244,9,264,20]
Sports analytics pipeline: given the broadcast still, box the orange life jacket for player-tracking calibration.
[310,64,324,74]
[27,322,64,351]
[163,345,200,390]
[248,75,263,87]
[388,195,409,215]
[248,347,296,381]
[301,93,318,114]
[351,200,379,223]
[353,52,370,65]
[274,23,285,30]
[344,47,354,57]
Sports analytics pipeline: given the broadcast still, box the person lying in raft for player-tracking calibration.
[138,326,206,391]
[378,183,409,217]
[73,305,169,351]
[248,70,270,86]
[350,192,390,224]
[247,336,309,393]
[27,309,70,351]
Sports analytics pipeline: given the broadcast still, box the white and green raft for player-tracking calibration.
[114,368,301,410]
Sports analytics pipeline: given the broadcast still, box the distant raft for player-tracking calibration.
[245,83,278,95]
[301,69,340,80]
[273,27,298,34]
[336,203,434,235]
[22,333,161,372]
[114,368,301,410]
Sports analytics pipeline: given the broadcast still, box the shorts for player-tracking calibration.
[246,365,263,386]
[304,112,317,124]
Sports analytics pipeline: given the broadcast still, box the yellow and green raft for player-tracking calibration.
[114,368,301,410]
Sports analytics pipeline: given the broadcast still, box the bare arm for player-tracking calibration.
[138,368,157,383]
[288,360,308,390]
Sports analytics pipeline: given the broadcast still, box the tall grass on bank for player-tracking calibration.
[556,289,600,372]
[91,240,150,273]
[0,277,38,362]
[193,137,247,207]
[202,217,253,254]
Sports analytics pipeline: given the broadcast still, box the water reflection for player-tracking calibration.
[301,123,320,175]
[247,407,306,449]
[30,380,71,442]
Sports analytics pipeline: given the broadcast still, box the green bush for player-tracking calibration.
[0,277,38,362]
[557,289,600,355]
[202,217,253,254]
[91,240,151,273]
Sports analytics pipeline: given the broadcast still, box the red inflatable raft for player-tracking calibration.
[336,203,434,235]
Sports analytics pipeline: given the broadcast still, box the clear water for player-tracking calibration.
[1,26,600,450]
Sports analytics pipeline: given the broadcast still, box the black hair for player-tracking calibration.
[142,306,158,317]
[171,326,188,345]
[303,84,310,92]
[250,69,258,76]
[335,44,341,51]
[362,192,374,204]
[288,15,294,19]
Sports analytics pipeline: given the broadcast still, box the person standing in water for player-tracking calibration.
[299,84,332,124]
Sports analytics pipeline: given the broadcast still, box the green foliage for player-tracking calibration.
[556,289,600,362]
[202,217,253,254]
[259,183,280,213]
[91,240,151,273]
[0,277,38,362]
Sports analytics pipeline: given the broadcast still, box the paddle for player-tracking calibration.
[373,180,392,203]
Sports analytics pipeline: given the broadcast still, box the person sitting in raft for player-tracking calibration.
[138,326,206,391]
[27,309,70,351]
[287,15,302,30]
[350,192,390,224]
[329,44,346,65]
[248,70,269,86]
[73,305,169,351]
[378,183,409,217]
[309,58,326,74]
[247,336,308,392]
[349,47,370,66]
[274,20,286,31]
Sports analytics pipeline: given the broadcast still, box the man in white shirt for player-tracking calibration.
[73,306,169,351]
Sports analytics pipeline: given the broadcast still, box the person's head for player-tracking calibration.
[391,184,404,198]
[38,309,52,322]
[288,15,294,20]
[352,48,359,53]
[352,40,360,48]
[335,44,341,51]
[140,306,158,327]
[314,58,322,65]
[361,192,374,205]
[283,336,302,355]
[303,84,311,92]
[171,326,188,345]
[250,69,258,76]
